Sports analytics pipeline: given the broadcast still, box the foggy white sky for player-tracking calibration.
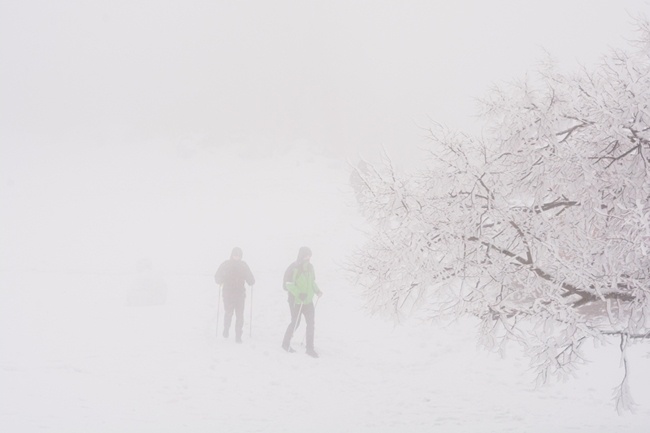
[1,0,649,161]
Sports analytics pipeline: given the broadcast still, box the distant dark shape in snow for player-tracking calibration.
[125,258,168,307]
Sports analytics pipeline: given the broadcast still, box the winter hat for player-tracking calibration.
[297,246,312,262]
[231,247,243,259]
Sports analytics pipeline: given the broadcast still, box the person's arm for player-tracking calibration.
[245,263,255,286]
[286,267,305,299]
[283,263,295,291]
[214,262,225,285]
[288,283,307,302]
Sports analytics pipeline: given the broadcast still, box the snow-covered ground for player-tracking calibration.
[1,140,650,432]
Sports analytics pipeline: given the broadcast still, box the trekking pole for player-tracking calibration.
[293,302,304,334]
[249,285,254,338]
[216,284,222,337]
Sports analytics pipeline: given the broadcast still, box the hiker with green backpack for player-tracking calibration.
[281,246,323,358]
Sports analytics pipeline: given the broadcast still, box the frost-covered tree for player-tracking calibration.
[349,20,650,412]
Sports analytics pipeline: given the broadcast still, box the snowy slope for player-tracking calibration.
[1,140,650,432]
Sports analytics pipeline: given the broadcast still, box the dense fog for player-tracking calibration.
[2,2,650,432]
[2,1,647,165]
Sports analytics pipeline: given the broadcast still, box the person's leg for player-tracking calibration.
[223,290,235,338]
[303,303,316,353]
[282,301,300,351]
[234,291,245,342]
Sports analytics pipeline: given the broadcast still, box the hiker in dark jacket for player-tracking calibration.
[282,246,323,357]
[214,247,255,343]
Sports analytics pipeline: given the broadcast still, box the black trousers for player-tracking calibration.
[223,287,245,338]
[283,300,315,350]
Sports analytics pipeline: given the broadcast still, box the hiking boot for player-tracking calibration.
[306,349,319,358]
[282,344,296,353]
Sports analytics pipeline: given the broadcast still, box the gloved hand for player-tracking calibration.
[299,293,307,301]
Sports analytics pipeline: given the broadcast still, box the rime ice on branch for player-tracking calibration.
[349,19,650,413]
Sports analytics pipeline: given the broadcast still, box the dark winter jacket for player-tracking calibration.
[215,259,255,291]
